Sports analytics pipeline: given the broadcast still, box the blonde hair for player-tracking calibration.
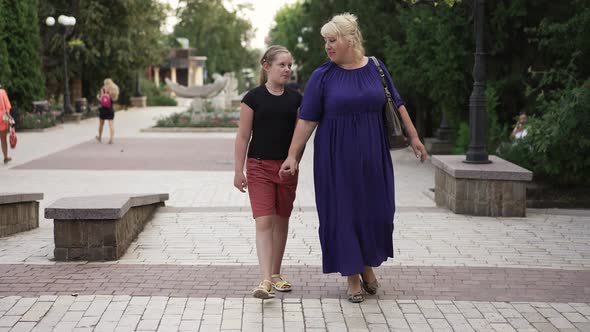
[103,78,119,101]
[321,13,365,60]
[258,45,290,85]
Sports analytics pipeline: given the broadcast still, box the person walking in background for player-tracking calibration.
[0,85,13,164]
[96,78,119,144]
[234,46,303,299]
[279,13,427,303]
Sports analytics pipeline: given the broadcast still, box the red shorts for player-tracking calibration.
[246,158,298,219]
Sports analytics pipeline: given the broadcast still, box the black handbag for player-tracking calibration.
[370,56,409,150]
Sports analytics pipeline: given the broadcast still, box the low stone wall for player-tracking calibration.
[0,193,43,237]
[435,168,527,217]
[53,203,162,261]
[46,193,168,261]
[0,202,39,237]
[432,155,533,217]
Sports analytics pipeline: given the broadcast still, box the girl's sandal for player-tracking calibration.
[271,274,292,292]
[252,280,275,299]
[361,278,379,295]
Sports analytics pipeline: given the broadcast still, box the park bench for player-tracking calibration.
[45,193,168,261]
[0,193,44,237]
[33,100,64,123]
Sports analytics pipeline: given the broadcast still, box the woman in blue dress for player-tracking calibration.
[279,13,428,302]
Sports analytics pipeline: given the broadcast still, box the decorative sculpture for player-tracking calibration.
[165,73,228,123]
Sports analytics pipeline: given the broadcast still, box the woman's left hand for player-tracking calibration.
[410,137,428,162]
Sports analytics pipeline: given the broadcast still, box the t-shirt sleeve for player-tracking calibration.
[241,89,256,111]
[377,58,405,108]
[299,64,331,121]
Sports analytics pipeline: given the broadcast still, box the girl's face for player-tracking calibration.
[324,35,350,64]
[265,52,293,85]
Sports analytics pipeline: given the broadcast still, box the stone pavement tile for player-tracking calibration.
[408,323,433,331]
[9,322,35,332]
[76,316,100,328]
[19,302,52,322]
[0,316,19,328]
[547,315,576,329]
[178,319,199,331]
[490,323,517,331]
[531,322,559,332]
[136,319,159,331]
[241,323,262,332]
[506,317,533,329]
[427,318,453,330]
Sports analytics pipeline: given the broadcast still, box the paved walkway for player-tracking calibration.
[1,106,589,331]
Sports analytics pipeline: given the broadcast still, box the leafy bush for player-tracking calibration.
[18,112,56,129]
[148,95,177,106]
[500,79,590,186]
[155,111,237,128]
[140,78,177,106]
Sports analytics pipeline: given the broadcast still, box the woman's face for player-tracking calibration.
[324,35,350,64]
[265,52,292,85]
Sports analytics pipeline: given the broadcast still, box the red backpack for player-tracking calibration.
[100,89,111,108]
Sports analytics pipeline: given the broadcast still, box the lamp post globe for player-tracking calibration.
[47,14,77,114]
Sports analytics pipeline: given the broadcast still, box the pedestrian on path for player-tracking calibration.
[96,78,119,144]
[234,45,303,299]
[279,13,428,303]
[0,85,13,164]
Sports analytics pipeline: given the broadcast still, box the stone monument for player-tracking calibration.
[165,73,228,123]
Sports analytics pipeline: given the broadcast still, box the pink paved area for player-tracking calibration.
[14,138,235,171]
[1,264,588,303]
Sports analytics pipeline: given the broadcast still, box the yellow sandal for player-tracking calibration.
[271,274,292,292]
[252,280,275,299]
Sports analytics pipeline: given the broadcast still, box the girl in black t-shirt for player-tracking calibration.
[234,45,302,299]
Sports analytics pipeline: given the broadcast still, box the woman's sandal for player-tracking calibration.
[252,280,275,299]
[361,277,379,295]
[347,290,365,303]
[3,157,11,164]
[271,274,292,292]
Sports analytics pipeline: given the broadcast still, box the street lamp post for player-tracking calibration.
[46,15,76,115]
[464,0,491,163]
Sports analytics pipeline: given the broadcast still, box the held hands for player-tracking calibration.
[234,172,248,193]
[279,156,298,178]
[410,137,428,163]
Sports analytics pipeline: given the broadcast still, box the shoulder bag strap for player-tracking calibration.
[370,56,398,110]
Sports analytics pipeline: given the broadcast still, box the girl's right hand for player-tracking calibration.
[234,172,247,192]
[279,156,298,178]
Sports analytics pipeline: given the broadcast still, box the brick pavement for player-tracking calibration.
[2,106,589,331]
[0,296,589,332]
[0,264,589,303]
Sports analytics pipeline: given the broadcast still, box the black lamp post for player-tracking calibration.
[46,15,76,115]
[464,0,491,163]
[415,0,490,163]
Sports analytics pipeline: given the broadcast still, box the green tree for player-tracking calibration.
[173,0,255,78]
[1,0,45,110]
[0,1,12,88]
[40,0,168,104]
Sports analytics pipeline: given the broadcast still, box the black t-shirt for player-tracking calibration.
[242,85,302,160]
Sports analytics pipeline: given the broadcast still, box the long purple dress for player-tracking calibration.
[299,58,406,276]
